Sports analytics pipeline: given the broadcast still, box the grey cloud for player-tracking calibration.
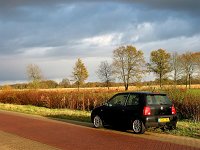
[0,56,27,81]
[0,3,136,55]
[125,0,200,13]
[0,1,199,62]
[0,0,199,12]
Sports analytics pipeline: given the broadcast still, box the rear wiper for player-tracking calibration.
[159,103,167,105]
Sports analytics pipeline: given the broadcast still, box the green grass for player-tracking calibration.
[0,103,91,122]
[147,121,200,139]
[0,103,199,139]
[187,89,200,96]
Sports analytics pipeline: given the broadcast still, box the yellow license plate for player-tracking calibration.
[158,118,170,123]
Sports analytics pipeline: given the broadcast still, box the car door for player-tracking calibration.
[122,93,141,125]
[102,93,129,126]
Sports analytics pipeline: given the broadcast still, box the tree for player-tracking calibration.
[26,64,43,89]
[59,78,71,88]
[193,52,200,78]
[170,52,183,86]
[112,45,145,91]
[26,64,43,81]
[180,52,196,89]
[147,49,171,88]
[39,80,58,88]
[96,61,113,89]
[72,58,89,90]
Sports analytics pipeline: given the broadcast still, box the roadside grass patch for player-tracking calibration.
[147,121,200,139]
[0,103,91,122]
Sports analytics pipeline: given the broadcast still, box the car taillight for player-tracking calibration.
[172,105,176,115]
[143,106,151,116]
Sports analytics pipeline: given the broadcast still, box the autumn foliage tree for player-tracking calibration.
[147,49,171,88]
[72,58,89,90]
[113,45,145,91]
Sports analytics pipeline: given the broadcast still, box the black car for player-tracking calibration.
[91,92,177,134]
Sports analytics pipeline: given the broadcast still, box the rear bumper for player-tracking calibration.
[142,115,178,128]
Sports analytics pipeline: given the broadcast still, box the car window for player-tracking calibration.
[108,94,128,106]
[126,94,139,106]
[146,95,172,105]
[146,95,154,104]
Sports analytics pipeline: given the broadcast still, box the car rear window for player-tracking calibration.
[146,95,172,105]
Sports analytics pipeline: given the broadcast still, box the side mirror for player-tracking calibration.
[104,102,109,106]
[105,102,112,107]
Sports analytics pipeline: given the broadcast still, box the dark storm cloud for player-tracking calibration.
[0,0,199,11]
[123,0,200,13]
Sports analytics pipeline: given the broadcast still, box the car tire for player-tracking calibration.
[132,119,145,134]
[93,115,103,128]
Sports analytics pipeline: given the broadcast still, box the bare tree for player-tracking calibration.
[26,64,43,89]
[26,64,43,82]
[180,52,196,89]
[193,52,200,78]
[112,45,145,91]
[170,52,183,86]
[96,61,113,89]
[72,58,89,90]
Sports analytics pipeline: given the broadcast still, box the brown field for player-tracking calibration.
[34,84,200,91]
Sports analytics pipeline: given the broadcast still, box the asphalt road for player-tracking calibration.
[0,111,199,150]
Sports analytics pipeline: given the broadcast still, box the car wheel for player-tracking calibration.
[93,115,103,128]
[132,119,145,134]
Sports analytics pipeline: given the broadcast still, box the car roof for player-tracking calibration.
[118,91,166,95]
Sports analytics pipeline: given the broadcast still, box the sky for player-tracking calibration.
[0,0,200,85]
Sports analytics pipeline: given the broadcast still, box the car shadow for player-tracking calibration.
[46,115,136,135]
[45,115,93,128]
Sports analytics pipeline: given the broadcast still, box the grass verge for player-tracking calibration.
[148,121,200,139]
[0,103,91,122]
[0,103,199,139]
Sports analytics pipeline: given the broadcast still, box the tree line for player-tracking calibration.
[96,46,200,90]
[4,45,200,90]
